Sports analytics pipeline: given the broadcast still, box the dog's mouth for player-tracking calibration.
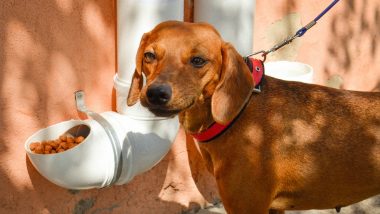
[146,100,195,118]
[147,107,182,117]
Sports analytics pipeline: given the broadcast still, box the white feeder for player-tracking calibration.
[25,0,183,189]
[264,61,314,84]
[25,112,178,189]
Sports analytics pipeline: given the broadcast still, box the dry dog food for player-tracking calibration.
[30,135,85,154]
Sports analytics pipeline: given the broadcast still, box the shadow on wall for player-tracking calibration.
[324,0,380,91]
[0,0,116,133]
[282,0,380,91]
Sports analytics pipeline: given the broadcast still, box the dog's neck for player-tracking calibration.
[179,95,215,134]
[179,67,221,134]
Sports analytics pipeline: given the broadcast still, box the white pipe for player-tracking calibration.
[112,0,182,184]
[194,0,256,56]
[264,61,314,83]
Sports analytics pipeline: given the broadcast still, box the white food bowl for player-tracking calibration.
[264,61,314,83]
[25,111,179,189]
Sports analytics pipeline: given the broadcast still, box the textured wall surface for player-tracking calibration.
[0,0,379,214]
[254,0,380,91]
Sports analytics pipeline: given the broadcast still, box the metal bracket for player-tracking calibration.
[74,90,123,187]
[75,90,91,114]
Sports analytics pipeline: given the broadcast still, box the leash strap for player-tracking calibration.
[247,0,340,59]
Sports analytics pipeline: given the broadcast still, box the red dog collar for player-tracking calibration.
[191,57,264,142]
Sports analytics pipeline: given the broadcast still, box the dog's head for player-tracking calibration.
[127,21,254,125]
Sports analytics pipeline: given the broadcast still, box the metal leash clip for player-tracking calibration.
[246,33,299,62]
[246,20,316,61]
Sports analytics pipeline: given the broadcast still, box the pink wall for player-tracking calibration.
[1,0,379,213]
[0,1,218,213]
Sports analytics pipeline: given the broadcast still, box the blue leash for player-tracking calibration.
[247,0,340,60]
[314,0,340,22]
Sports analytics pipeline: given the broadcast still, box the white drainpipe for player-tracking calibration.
[194,0,256,56]
[111,0,183,183]
[25,0,183,189]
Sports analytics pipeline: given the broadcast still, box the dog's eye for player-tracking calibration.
[144,52,156,62]
[190,57,207,68]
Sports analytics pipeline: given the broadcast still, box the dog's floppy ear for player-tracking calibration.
[127,33,150,106]
[211,43,254,125]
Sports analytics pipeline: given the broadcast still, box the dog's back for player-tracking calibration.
[227,76,380,210]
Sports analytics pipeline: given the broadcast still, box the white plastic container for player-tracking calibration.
[25,112,179,189]
[264,61,314,83]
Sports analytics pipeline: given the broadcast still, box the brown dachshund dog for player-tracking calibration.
[127,21,380,214]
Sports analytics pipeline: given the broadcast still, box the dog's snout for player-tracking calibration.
[146,84,172,106]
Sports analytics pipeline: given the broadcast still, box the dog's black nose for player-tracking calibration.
[146,84,172,106]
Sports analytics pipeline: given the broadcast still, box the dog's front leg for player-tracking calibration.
[215,174,275,214]
[220,193,274,214]
[269,209,285,214]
